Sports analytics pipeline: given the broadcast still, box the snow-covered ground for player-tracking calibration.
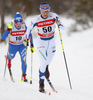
[0,15,93,100]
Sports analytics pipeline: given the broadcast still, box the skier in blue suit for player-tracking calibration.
[2,12,35,82]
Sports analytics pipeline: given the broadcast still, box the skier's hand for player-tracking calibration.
[23,39,29,46]
[30,44,35,53]
[8,22,13,30]
[56,17,65,30]
[56,17,61,26]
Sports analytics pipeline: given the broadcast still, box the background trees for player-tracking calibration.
[70,0,93,31]
[0,0,93,42]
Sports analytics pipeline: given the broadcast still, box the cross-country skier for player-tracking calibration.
[2,12,35,82]
[25,2,65,92]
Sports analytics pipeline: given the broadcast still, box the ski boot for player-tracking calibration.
[45,66,50,79]
[39,81,45,93]
[22,74,28,82]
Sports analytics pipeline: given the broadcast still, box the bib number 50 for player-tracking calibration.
[42,26,52,33]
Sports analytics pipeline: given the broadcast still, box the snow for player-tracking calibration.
[0,15,93,100]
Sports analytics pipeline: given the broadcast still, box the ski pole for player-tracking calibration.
[4,35,14,82]
[30,53,33,84]
[8,67,15,82]
[4,53,8,77]
[4,34,10,77]
[58,26,72,89]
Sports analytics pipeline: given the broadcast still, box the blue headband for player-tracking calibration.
[40,4,50,11]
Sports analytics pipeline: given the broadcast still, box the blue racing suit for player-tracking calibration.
[2,23,33,74]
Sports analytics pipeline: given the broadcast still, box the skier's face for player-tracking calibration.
[14,21,22,29]
[41,10,49,18]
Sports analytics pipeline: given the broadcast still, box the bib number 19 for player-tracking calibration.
[16,36,22,41]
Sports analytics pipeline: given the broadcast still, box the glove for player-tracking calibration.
[56,18,61,26]
[30,44,35,53]
[7,22,13,30]
[23,39,29,46]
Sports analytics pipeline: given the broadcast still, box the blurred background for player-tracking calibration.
[0,0,93,42]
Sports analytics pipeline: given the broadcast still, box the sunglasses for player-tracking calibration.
[14,21,22,25]
[40,9,50,13]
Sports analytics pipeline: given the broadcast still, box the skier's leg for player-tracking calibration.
[45,65,50,79]
[36,38,48,92]
[38,48,48,82]
[8,44,17,68]
[19,44,27,81]
[46,37,56,65]
[45,38,56,79]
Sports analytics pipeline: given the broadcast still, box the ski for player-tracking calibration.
[39,90,57,95]
[8,67,14,82]
[46,78,57,93]
[4,55,14,82]
[4,55,7,77]
[20,79,31,84]
[39,91,52,95]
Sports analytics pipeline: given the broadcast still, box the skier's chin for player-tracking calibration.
[43,15,48,18]
[16,25,21,29]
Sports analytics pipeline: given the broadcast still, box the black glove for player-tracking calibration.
[23,39,29,46]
